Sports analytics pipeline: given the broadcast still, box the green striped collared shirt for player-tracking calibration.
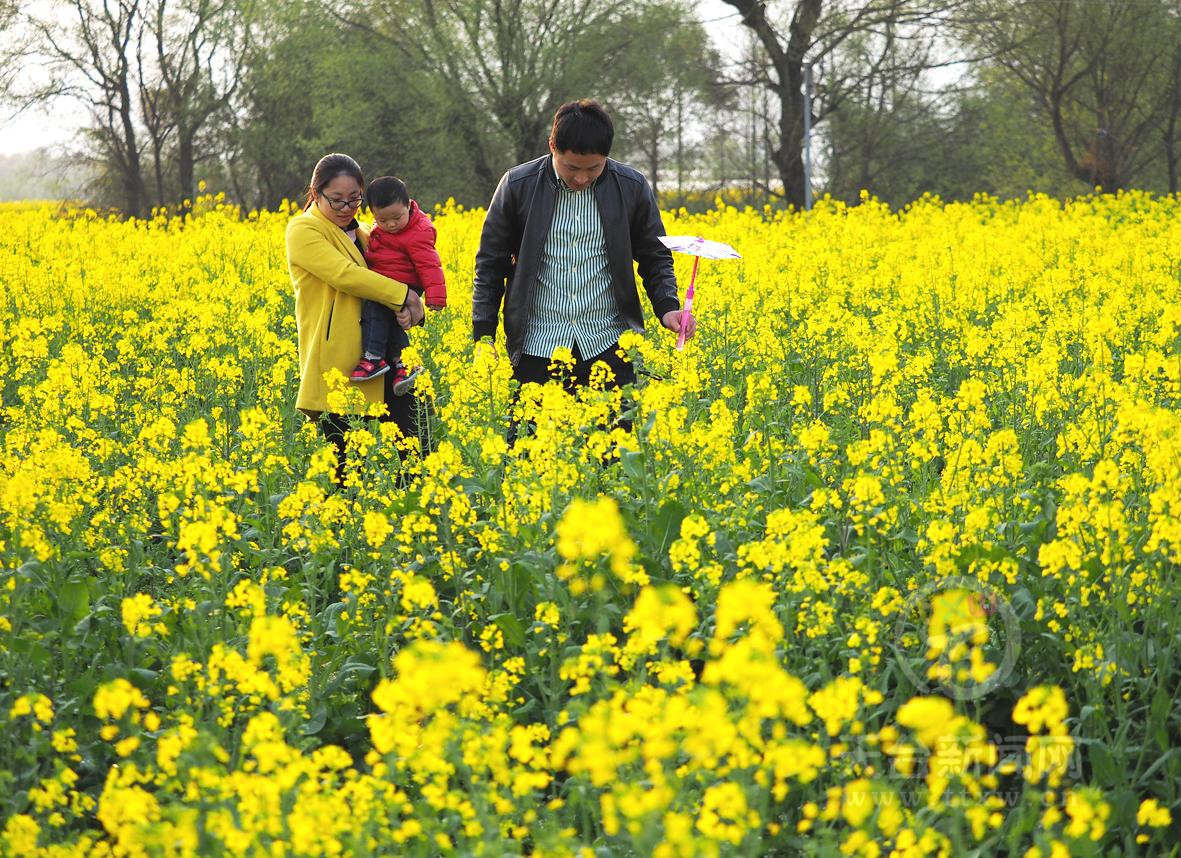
[522,168,625,359]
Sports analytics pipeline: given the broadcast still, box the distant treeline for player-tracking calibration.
[2,1,1180,215]
[0,153,95,204]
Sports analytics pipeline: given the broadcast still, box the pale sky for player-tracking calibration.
[0,105,83,156]
[0,0,747,156]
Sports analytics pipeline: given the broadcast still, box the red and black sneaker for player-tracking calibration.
[391,362,423,396]
[350,357,391,382]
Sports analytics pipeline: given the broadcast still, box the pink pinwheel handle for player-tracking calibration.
[676,255,700,352]
[676,297,694,351]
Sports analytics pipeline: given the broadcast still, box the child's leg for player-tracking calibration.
[361,301,394,359]
[384,323,423,396]
[386,322,410,365]
[384,288,420,365]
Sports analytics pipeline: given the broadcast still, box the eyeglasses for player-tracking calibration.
[321,193,364,211]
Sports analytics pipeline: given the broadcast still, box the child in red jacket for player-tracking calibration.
[350,176,448,391]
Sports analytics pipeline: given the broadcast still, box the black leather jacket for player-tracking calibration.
[472,155,680,365]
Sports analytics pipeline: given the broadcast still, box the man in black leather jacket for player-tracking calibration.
[472,99,695,389]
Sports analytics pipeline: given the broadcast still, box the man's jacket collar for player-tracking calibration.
[539,154,615,190]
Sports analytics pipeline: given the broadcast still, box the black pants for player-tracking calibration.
[512,341,637,390]
[360,300,410,361]
[319,348,426,484]
[508,341,636,444]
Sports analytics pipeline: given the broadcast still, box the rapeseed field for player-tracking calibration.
[1,192,1179,855]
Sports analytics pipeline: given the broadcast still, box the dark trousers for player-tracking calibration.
[361,300,410,361]
[512,341,637,390]
[508,341,636,444]
[319,340,427,484]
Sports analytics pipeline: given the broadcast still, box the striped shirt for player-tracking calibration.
[522,170,625,359]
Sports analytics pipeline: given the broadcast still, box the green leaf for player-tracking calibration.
[1009,586,1036,616]
[12,639,51,668]
[324,660,377,694]
[60,581,90,621]
[1149,685,1172,751]
[66,666,99,694]
[746,474,775,494]
[320,602,348,639]
[304,704,328,736]
[130,668,158,685]
[1089,743,1118,784]
[490,612,526,649]
[619,450,646,483]
[649,499,688,555]
[17,560,43,579]
[1138,747,1179,784]
[713,531,737,560]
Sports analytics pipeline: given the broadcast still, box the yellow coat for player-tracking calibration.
[286,203,409,414]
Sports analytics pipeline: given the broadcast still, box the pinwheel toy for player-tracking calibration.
[658,235,742,350]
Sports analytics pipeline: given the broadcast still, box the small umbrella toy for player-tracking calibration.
[658,235,742,350]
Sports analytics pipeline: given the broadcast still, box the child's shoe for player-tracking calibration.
[391,362,423,396]
[350,357,391,382]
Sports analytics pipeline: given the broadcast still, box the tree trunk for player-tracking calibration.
[178,127,194,215]
[117,75,145,218]
[773,64,807,209]
[513,114,548,166]
[747,83,757,201]
[762,87,771,198]
[461,107,503,194]
[675,90,684,197]
[152,134,165,208]
[1166,126,1179,195]
[725,0,821,210]
[648,127,660,198]
[716,125,725,189]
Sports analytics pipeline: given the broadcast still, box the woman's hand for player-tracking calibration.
[396,289,425,330]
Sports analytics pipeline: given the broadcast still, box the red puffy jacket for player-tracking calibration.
[364,200,447,309]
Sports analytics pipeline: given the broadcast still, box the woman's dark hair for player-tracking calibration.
[549,99,613,156]
[367,176,410,210]
[304,153,365,210]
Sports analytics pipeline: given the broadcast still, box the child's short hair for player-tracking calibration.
[367,176,410,210]
[550,99,613,156]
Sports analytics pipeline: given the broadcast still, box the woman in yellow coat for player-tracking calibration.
[286,153,424,475]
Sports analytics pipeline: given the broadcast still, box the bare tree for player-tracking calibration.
[336,0,668,192]
[5,0,248,214]
[722,0,965,207]
[0,2,24,98]
[609,2,730,198]
[17,0,151,216]
[821,13,948,201]
[145,0,250,211]
[961,0,1176,191]
[1163,39,1181,194]
[138,37,176,206]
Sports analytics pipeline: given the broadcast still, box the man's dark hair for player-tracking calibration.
[367,176,410,210]
[549,99,613,156]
